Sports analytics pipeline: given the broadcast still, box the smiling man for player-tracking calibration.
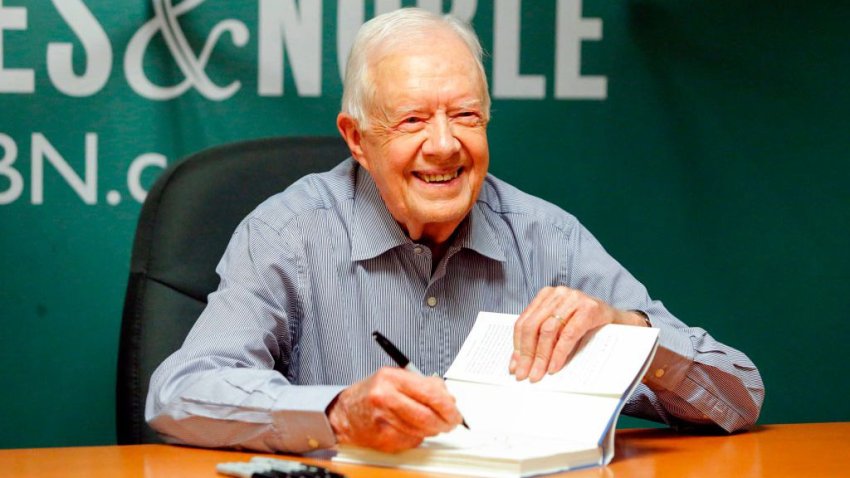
[336,19,490,268]
[146,8,764,454]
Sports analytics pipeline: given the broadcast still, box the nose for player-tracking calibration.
[422,113,460,160]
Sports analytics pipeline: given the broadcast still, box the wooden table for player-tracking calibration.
[1,422,847,477]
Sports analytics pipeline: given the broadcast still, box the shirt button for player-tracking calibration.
[307,437,319,449]
[426,296,438,307]
[654,368,665,378]
[413,246,423,254]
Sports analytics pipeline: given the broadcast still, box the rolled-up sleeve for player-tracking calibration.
[145,217,344,453]
[564,222,764,432]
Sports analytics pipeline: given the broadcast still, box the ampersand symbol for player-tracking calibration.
[125,0,249,100]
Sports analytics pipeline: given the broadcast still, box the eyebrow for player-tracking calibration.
[452,99,484,110]
[392,99,484,117]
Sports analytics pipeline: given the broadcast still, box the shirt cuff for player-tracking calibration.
[642,319,696,392]
[271,385,346,453]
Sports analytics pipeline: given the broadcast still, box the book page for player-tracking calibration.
[335,427,602,478]
[447,313,516,378]
[445,311,659,396]
[446,380,621,444]
[420,426,594,459]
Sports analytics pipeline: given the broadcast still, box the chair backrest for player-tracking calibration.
[116,136,350,444]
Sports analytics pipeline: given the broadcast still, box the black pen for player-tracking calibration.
[372,330,470,430]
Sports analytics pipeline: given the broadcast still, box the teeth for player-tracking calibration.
[420,169,460,183]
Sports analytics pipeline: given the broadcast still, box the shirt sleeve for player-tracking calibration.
[564,222,765,432]
[145,217,344,453]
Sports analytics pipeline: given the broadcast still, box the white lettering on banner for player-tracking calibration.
[374,0,478,17]
[258,0,321,97]
[336,0,477,82]
[417,0,477,20]
[376,0,401,15]
[0,132,168,205]
[493,0,545,99]
[336,0,364,80]
[47,0,113,97]
[31,133,98,205]
[1,0,606,100]
[494,0,607,99]
[556,0,606,99]
[125,0,249,100]
[0,133,24,204]
[0,1,610,207]
[341,0,472,57]
[0,0,35,93]
[127,153,167,203]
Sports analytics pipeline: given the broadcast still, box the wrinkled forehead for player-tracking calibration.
[372,24,459,52]
[378,61,485,110]
[365,30,487,109]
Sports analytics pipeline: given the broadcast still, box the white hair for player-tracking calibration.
[340,8,490,127]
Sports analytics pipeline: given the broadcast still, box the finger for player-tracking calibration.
[513,287,556,354]
[382,389,454,436]
[514,287,561,350]
[354,379,444,437]
[515,293,562,379]
[365,369,460,435]
[396,375,462,432]
[547,312,591,373]
[347,369,432,435]
[331,370,444,452]
[515,288,569,380]
[527,289,581,381]
[528,306,575,382]
[509,349,521,375]
[330,378,425,448]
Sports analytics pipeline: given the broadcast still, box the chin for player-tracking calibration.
[419,206,472,227]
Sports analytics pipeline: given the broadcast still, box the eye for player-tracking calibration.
[454,111,481,124]
[397,116,427,131]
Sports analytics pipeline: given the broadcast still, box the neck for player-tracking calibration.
[401,219,461,248]
[412,224,463,273]
[425,238,451,270]
[398,217,466,271]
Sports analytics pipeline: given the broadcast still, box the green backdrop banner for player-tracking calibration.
[0,0,847,448]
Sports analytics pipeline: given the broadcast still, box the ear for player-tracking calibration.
[337,113,370,170]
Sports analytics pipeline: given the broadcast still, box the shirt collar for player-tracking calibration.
[350,165,411,261]
[459,201,506,262]
[349,165,506,263]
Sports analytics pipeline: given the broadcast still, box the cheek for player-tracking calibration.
[461,133,489,168]
[371,155,414,196]
[382,141,421,174]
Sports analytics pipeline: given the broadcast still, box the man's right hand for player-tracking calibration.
[326,367,463,452]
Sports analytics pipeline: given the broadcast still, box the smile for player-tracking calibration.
[414,168,463,183]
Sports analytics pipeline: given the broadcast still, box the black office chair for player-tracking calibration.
[116,136,350,444]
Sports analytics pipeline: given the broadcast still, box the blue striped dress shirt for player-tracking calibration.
[146,159,764,453]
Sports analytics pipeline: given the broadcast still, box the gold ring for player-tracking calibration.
[551,314,565,325]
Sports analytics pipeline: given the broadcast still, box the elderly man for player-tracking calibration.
[147,8,763,454]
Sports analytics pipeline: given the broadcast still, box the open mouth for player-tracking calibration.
[414,167,463,184]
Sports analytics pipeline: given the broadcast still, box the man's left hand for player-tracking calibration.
[510,286,647,382]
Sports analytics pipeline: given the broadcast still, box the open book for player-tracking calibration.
[334,311,660,477]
